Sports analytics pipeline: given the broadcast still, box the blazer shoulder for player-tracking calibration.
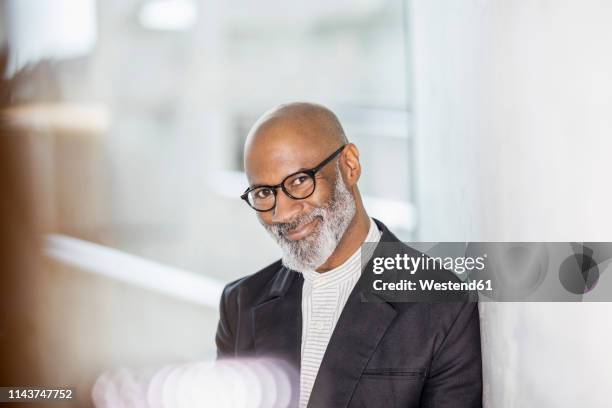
[220,259,284,303]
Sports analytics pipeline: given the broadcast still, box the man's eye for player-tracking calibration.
[291,175,308,186]
[255,188,273,199]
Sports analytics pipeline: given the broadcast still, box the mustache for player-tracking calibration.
[270,208,325,237]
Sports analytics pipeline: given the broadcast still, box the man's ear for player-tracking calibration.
[341,143,361,186]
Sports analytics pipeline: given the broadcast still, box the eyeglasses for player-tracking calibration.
[241,144,346,212]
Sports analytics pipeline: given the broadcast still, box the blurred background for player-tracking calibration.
[1,0,612,407]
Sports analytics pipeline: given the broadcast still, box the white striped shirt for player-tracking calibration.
[299,218,382,407]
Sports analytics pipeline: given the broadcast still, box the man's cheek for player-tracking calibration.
[257,212,273,226]
[308,189,332,209]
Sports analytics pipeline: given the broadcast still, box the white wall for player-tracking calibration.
[410,1,612,407]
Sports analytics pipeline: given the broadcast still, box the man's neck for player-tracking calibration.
[315,210,371,273]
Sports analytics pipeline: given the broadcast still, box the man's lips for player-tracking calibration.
[284,218,319,241]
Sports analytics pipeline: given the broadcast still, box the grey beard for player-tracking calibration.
[261,165,356,273]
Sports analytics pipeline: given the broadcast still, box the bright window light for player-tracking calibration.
[138,0,197,31]
[6,0,97,73]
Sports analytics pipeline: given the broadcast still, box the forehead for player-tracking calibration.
[244,125,329,186]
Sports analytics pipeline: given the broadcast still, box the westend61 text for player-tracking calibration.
[373,279,493,292]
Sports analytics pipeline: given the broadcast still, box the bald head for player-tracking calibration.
[244,102,348,182]
[245,102,348,159]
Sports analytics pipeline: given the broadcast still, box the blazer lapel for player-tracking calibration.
[252,265,303,380]
[307,220,399,408]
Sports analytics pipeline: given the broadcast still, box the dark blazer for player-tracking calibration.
[216,219,482,408]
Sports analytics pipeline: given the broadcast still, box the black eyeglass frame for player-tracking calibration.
[240,144,347,212]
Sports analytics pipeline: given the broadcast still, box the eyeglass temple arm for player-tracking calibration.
[311,144,346,173]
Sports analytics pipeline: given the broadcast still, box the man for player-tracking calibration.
[216,102,482,407]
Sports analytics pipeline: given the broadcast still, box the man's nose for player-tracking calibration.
[272,190,303,224]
